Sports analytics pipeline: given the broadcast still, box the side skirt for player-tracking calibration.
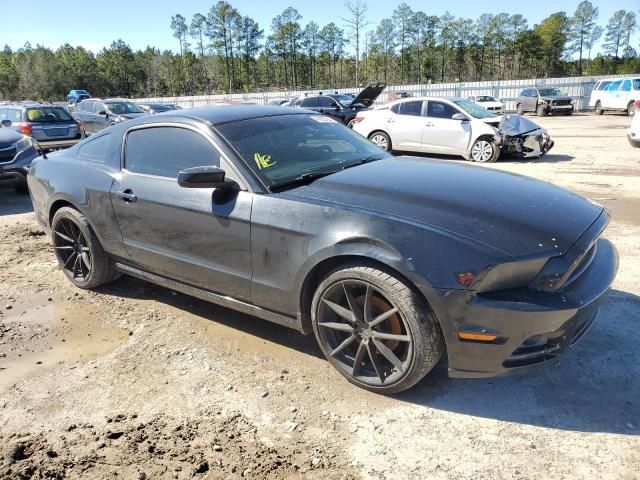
[114,262,303,333]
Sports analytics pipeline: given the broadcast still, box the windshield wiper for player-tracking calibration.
[269,169,341,192]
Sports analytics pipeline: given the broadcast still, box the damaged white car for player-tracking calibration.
[352,96,554,163]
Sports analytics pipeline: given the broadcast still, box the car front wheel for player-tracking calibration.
[347,118,356,128]
[368,131,391,151]
[536,104,547,116]
[516,103,524,115]
[627,101,636,117]
[51,207,119,289]
[595,101,604,115]
[470,138,498,163]
[311,263,444,394]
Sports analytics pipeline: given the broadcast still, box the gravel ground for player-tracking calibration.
[0,113,638,479]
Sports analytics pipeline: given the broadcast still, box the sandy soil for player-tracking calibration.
[0,112,638,480]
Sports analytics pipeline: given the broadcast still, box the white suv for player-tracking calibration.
[589,77,640,117]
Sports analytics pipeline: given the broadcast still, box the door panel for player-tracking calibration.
[385,101,426,149]
[421,101,471,154]
[110,176,253,300]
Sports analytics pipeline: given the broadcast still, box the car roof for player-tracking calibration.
[126,105,313,127]
[385,96,464,106]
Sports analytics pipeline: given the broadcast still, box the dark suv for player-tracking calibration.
[72,99,147,135]
[515,87,574,116]
[292,83,385,128]
[0,102,84,151]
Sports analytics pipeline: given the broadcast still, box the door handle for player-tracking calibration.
[425,122,435,127]
[114,189,137,203]
[386,118,395,123]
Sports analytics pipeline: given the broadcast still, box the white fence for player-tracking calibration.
[133,73,636,112]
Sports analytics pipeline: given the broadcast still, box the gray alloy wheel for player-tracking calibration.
[516,103,524,115]
[470,138,497,163]
[347,118,356,128]
[595,101,604,115]
[368,131,391,151]
[311,264,443,394]
[51,207,119,289]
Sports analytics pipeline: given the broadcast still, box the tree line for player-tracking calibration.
[0,0,639,101]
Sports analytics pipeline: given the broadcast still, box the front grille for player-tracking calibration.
[553,100,571,106]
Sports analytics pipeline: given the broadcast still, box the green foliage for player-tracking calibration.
[1,2,639,101]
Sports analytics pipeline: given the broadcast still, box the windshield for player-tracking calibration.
[217,114,390,188]
[453,100,496,119]
[538,88,563,97]
[106,102,144,114]
[477,96,495,102]
[74,90,89,95]
[25,107,73,123]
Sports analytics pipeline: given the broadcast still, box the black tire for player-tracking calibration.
[346,118,356,129]
[368,131,391,152]
[516,103,524,115]
[14,183,29,195]
[51,207,119,289]
[595,101,604,115]
[311,263,444,394]
[469,137,499,163]
[627,101,636,117]
[564,109,573,116]
[536,104,547,116]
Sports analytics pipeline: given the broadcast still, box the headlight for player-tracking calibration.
[14,136,34,154]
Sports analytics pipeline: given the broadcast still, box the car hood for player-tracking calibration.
[499,115,545,136]
[0,129,24,148]
[117,113,147,120]
[285,157,602,257]
[542,95,572,102]
[349,82,386,108]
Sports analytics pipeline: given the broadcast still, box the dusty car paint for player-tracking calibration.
[27,106,618,379]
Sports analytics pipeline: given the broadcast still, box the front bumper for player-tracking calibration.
[548,104,574,113]
[428,238,618,378]
[0,165,28,188]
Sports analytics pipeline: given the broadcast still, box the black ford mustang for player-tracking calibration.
[27,106,618,394]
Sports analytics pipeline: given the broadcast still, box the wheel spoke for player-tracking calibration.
[363,285,372,324]
[369,307,399,327]
[366,342,385,383]
[322,298,355,323]
[330,334,357,357]
[54,230,74,243]
[372,331,410,342]
[63,252,77,270]
[81,252,91,272]
[373,339,405,373]
[72,255,81,278]
[352,341,367,377]
[55,246,75,251]
[318,322,355,333]
[342,282,362,322]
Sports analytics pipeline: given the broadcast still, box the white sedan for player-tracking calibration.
[353,97,503,162]
[468,95,504,113]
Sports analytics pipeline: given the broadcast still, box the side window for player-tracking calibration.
[300,97,319,108]
[398,101,423,116]
[621,80,631,92]
[520,89,529,97]
[390,104,400,114]
[6,108,22,122]
[633,79,640,91]
[426,101,458,119]
[94,103,106,114]
[606,81,621,92]
[125,127,220,178]
[596,81,609,91]
[0,108,6,120]
[77,134,111,162]
[318,96,338,108]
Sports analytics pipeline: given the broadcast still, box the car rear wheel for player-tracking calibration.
[470,138,498,163]
[311,263,444,394]
[516,103,523,115]
[627,101,636,117]
[368,131,391,151]
[51,207,119,289]
[595,101,604,115]
[347,118,356,128]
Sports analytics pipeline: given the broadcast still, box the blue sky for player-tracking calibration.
[2,0,639,55]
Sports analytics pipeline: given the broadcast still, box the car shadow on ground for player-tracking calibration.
[96,276,324,359]
[99,276,639,435]
[398,288,640,435]
[0,190,33,216]
[393,151,575,164]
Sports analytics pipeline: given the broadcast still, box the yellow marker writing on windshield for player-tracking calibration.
[254,153,276,169]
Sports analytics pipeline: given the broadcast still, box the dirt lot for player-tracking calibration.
[1,113,639,480]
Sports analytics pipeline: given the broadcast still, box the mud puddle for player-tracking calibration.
[0,298,128,391]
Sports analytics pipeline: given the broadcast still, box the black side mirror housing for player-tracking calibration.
[98,110,108,116]
[178,165,234,190]
[1,119,11,128]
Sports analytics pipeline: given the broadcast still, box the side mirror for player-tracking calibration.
[1,119,11,128]
[452,113,469,122]
[98,110,108,116]
[178,165,233,189]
